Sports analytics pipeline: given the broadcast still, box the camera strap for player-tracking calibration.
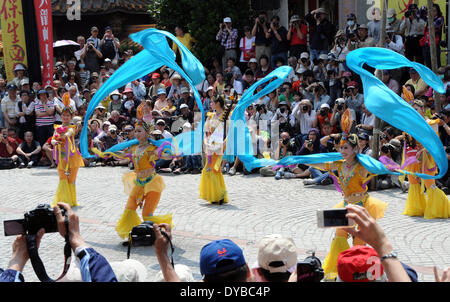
[126,229,174,267]
[26,217,72,282]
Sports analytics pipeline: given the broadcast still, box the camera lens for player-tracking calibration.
[302,106,309,111]
[337,105,343,111]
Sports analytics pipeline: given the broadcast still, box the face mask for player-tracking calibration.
[79,64,85,69]
[387,17,394,23]
[347,20,355,26]
[112,95,120,101]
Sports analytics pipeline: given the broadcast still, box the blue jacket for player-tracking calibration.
[0,248,117,282]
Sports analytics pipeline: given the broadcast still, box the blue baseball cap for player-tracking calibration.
[200,239,246,276]
[157,88,166,95]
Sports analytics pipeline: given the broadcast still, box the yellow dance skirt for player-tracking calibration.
[424,186,450,219]
[403,183,426,217]
[199,156,228,203]
[52,180,79,208]
[57,152,85,170]
[123,172,166,198]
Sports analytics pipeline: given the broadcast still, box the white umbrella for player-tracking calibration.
[53,40,80,48]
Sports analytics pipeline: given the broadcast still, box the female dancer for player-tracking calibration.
[199,96,231,204]
[52,93,85,207]
[402,99,449,219]
[309,110,388,280]
[113,120,175,239]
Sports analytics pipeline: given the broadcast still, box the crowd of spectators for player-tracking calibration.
[1,4,450,283]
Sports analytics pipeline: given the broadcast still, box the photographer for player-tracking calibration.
[0,203,117,282]
[330,30,350,63]
[331,98,356,133]
[351,24,375,50]
[305,8,334,63]
[290,99,315,140]
[252,12,271,62]
[287,15,308,60]
[313,103,333,135]
[216,17,238,71]
[355,102,374,136]
[100,26,120,62]
[271,101,291,135]
[266,15,289,69]
[344,81,364,124]
[0,127,20,168]
[303,82,331,111]
[380,26,404,55]
[81,38,103,74]
[400,4,425,64]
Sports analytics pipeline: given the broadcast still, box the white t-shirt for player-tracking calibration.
[239,36,256,62]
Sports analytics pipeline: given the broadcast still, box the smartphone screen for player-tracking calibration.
[322,208,349,227]
[3,219,25,236]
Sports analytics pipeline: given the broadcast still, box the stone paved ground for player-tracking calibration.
[1,166,449,282]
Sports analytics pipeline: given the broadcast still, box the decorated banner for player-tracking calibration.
[0,0,28,82]
[34,0,53,87]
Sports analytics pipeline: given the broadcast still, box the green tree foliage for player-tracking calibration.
[148,0,252,68]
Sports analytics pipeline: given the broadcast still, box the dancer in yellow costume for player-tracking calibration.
[111,120,176,239]
[308,110,388,280]
[51,93,85,207]
[199,96,230,204]
[402,99,450,219]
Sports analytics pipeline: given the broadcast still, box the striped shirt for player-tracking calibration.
[34,99,55,126]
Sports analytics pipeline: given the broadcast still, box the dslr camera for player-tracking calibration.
[4,204,66,236]
[297,251,325,282]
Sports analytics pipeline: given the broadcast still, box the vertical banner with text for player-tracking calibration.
[0,0,28,82]
[34,0,53,87]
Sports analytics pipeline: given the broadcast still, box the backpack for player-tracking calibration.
[101,39,117,60]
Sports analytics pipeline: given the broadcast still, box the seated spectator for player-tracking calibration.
[0,202,117,282]
[255,55,273,81]
[224,58,242,81]
[125,80,146,102]
[203,86,214,112]
[148,73,166,100]
[154,264,195,282]
[247,58,259,76]
[176,87,195,113]
[358,132,372,156]
[0,127,20,167]
[16,131,41,168]
[382,70,400,95]
[344,81,364,123]
[354,24,375,49]
[200,239,252,282]
[303,82,331,111]
[108,110,127,129]
[356,102,375,136]
[331,98,356,133]
[313,103,333,135]
[252,234,297,282]
[290,99,315,141]
[99,124,123,166]
[107,90,123,113]
[92,105,110,123]
[154,89,169,112]
[167,74,183,99]
[212,72,226,96]
[405,68,429,97]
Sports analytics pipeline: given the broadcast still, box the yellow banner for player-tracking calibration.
[0,0,28,82]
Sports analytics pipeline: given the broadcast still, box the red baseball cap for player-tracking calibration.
[152,73,161,79]
[337,246,385,282]
[347,81,358,89]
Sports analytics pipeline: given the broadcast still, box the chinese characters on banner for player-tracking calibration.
[34,0,53,87]
[0,0,28,82]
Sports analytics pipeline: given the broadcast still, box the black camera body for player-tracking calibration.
[129,221,156,247]
[4,204,65,236]
[297,252,325,282]
[307,140,313,148]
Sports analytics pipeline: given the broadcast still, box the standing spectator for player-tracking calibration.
[81,39,103,73]
[387,8,402,35]
[305,8,335,63]
[172,26,195,56]
[12,64,29,89]
[239,26,256,72]
[252,11,271,62]
[422,3,445,68]
[88,26,101,50]
[30,90,55,147]
[345,13,359,38]
[1,84,20,130]
[287,15,308,60]
[16,131,41,168]
[74,36,86,62]
[266,16,289,69]
[367,12,382,45]
[400,3,425,64]
[100,26,120,62]
[216,17,238,70]
[15,91,35,140]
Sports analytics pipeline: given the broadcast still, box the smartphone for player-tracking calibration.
[3,219,26,236]
[317,208,355,228]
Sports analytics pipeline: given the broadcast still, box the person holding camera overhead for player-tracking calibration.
[252,11,271,63]
[305,8,335,64]
[216,17,238,72]
[51,93,85,208]
[399,4,425,64]
[81,37,103,74]
[265,16,289,69]
[306,109,388,280]
[287,15,308,60]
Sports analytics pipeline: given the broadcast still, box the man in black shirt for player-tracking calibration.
[266,16,289,69]
[305,8,335,64]
[252,11,271,62]
[16,131,41,168]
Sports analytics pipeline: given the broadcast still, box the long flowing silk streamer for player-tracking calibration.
[80,29,205,158]
[232,48,446,180]
[224,66,292,170]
